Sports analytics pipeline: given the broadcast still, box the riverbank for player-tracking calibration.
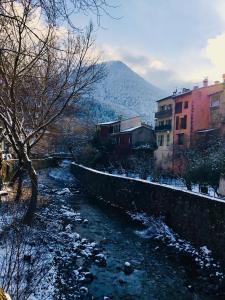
[0,163,225,299]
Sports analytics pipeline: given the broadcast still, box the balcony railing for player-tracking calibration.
[155,124,172,131]
[155,108,172,119]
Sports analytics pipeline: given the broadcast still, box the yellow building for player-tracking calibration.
[154,96,174,172]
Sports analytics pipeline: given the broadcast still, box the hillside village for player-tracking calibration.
[80,74,225,198]
[1,70,225,197]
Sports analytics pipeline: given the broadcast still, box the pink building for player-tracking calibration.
[155,75,225,174]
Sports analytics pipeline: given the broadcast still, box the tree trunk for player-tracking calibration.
[14,171,24,203]
[23,160,38,225]
[9,160,22,187]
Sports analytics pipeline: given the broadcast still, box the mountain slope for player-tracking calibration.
[81,61,166,125]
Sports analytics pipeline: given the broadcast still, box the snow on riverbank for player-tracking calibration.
[0,167,107,299]
[128,212,224,280]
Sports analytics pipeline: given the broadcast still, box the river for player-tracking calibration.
[47,163,225,300]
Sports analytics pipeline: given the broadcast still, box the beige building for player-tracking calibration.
[209,88,225,132]
[154,96,174,171]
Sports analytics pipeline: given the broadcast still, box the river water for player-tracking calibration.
[71,194,224,299]
[49,164,225,299]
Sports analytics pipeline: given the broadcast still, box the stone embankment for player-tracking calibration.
[71,162,225,265]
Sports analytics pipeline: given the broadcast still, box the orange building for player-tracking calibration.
[191,78,225,144]
[172,89,192,173]
[155,75,225,174]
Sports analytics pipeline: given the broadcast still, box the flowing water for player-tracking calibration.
[48,164,225,300]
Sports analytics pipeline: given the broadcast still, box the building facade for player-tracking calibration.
[154,96,174,171]
[113,124,155,154]
[96,116,156,155]
[155,75,225,174]
[96,116,141,142]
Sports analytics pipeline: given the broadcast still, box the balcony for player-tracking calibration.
[155,124,172,131]
[155,108,172,119]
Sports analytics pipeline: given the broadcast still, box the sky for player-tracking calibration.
[75,0,225,92]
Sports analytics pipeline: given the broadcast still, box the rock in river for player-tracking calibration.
[123,262,134,275]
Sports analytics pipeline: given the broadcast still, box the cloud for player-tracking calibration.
[204,33,225,77]
[175,32,225,85]
[214,0,225,24]
[97,5,225,93]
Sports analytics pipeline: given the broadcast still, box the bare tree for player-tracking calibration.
[0,202,52,299]
[0,0,106,223]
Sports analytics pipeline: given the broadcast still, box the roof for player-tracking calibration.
[121,125,143,132]
[97,116,141,126]
[158,82,225,103]
[112,124,152,135]
[156,95,173,102]
[172,90,192,99]
[96,120,120,126]
[157,90,192,102]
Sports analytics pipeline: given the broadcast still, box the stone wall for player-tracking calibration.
[71,162,225,264]
[1,158,57,182]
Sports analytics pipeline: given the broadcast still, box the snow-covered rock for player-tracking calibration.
[56,188,72,195]
[123,262,134,275]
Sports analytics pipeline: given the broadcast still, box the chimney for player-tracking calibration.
[214,81,220,85]
[222,74,225,83]
[203,78,208,87]
[193,85,199,90]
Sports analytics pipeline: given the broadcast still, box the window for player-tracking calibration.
[165,119,172,126]
[113,124,120,133]
[180,115,187,129]
[211,96,220,108]
[177,133,184,145]
[184,101,188,109]
[157,135,164,147]
[160,104,172,111]
[176,116,179,130]
[175,102,182,113]
[159,120,164,126]
[166,134,170,146]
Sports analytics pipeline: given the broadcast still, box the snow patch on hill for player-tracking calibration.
[81,60,166,125]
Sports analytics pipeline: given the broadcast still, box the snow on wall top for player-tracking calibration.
[71,162,225,204]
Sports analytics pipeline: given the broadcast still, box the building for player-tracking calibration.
[172,89,192,173]
[155,75,225,174]
[96,116,141,142]
[96,116,156,155]
[191,78,225,145]
[154,96,174,171]
[112,124,155,154]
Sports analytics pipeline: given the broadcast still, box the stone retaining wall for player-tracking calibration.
[71,162,225,264]
[1,158,57,182]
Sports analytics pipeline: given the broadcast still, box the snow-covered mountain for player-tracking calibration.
[80,60,166,125]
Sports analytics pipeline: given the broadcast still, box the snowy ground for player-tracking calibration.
[110,169,220,199]
[0,162,225,299]
[0,163,107,300]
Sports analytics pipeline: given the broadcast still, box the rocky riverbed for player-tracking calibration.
[1,162,225,299]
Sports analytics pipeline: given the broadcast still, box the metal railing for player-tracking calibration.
[155,124,172,131]
[155,108,172,119]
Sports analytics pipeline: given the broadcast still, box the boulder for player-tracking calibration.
[123,262,134,275]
